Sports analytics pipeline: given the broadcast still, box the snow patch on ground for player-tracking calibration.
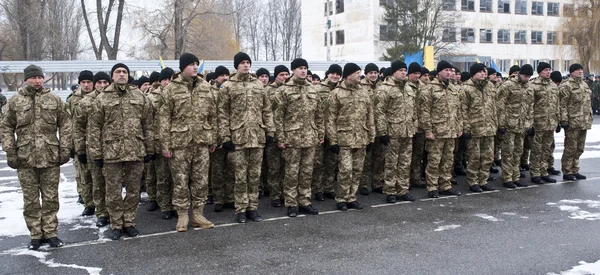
[474,214,503,222]
[1,247,102,275]
[501,212,517,216]
[553,124,600,160]
[434,225,461,232]
[548,199,600,221]
[549,259,600,275]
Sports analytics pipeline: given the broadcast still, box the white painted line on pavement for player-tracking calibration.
[371,201,412,208]
[465,190,500,196]
[420,196,460,202]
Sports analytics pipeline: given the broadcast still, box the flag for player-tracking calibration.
[514,61,519,66]
[476,57,481,63]
[159,56,165,69]
[490,59,500,71]
[404,51,423,66]
[423,46,434,70]
[198,60,205,73]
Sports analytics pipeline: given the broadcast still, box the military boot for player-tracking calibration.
[191,205,214,229]
[176,210,189,232]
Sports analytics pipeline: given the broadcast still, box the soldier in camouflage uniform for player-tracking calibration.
[497,64,534,188]
[376,61,418,203]
[218,52,275,223]
[592,75,600,115]
[0,64,71,250]
[418,61,463,198]
[529,62,560,184]
[274,59,322,217]
[559,64,593,180]
[144,71,161,212]
[0,88,7,116]
[74,72,111,227]
[326,63,375,211]
[461,64,498,192]
[359,63,385,196]
[159,53,216,232]
[410,67,431,189]
[88,63,154,240]
[312,64,343,201]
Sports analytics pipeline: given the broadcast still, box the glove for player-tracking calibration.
[152,154,159,160]
[497,128,506,135]
[366,142,374,152]
[94,159,104,168]
[555,124,561,133]
[266,135,275,145]
[527,128,535,137]
[322,138,330,149]
[222,141,235,152]
[7,153,18,169]
[329,144,340,154]
[379,135,390,146]
[560,121,569,131]
[143,154,152,163]
[461,132,472,139]
[70,148,75,159]
[77,154,88,164]
[59,150,70,165]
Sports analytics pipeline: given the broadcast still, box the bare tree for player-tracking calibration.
[561,0,600,73]
[81,0,125,60]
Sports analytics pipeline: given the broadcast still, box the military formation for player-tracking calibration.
[0,53,594,251]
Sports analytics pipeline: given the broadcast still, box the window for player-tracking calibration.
[379,0,394,7]
[480,0,492,12]
[461,28,475,42]
[517,59,527,67]
[380,25,391,41]
[324,1,332,16]
[461,0,474,11]
[563,60,571,71]
[335,30,345,45]
[498,0,510,13]
[532,60,540,70]
[549,60,556,70]
[547,2,559,16]
[324,32,333,46]
[498,29,510,43]
[515,0,527,14]
[531,31,543,44]
[442,0,456,10]
[442,28,457,42]
[563,4,574,16]
[547,32,557,44]
[498,59,511,73]
[532,1,544,15]
[515,30,527,44]
[562,32,573,45]
[335,0,344,14]
[480,29,493,43]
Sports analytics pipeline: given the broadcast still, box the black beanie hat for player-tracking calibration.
[214,65,230,76]
[550,71,562,83]
[24,64,44,80]
[159,67,175,81]
[509,65,520,75]
[520,64,534,76]
[307,70,313,76]
[327,64,343,76]
[365,63,379,74]
[470,63,486,77]
[380,67,386,74]
[430,70,438,77]
[128,75,134,84]
[111,63,130,77]
[149,71,160,84]
[234,52,252,69]
[78,70,94,83]
[179,53,200,71]
[408,62,421,75]
[436,60,453,72]
[569,63,584,73]
[137,76,150,88]
[93,72,111,85]
[391,60,407,73]
[312,74,320,81]
[256,68,270,78]
[206,72,216,82]
[421,67,430,75]
[487,68,496,76]
[342,63,361,79]
[290,58,308,70]
[274,65,290,77]
[537,62,551,74]
[383,67,393,78]
[461,71,471,82]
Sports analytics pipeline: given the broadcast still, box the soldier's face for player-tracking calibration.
[258,74,269,85]
[95,80,109,92]
[393,68,407,81]
[438,68,453,81]
[571,69,584,78]
[312,78,320,85]
[277,71,290,83]
[80,80,93,92]
[420,74,429,83]
[345,70,361,84]
[238,60,251,74]
[454,72,461,81]
[307,75,312,81]
[539,68,552,79]
[519,74,531,82]
[26,76,44,89]
[182,62,199,78]
[140,82,151,92]
[161,78,171,87]
[489,74,497,82]
[408,72,421,82]
[112,68,129,85]
[292,66,306,79]
[216,75,228,85]
[328,73,341,83]
[473,71,486,81]
[366,71,379,82]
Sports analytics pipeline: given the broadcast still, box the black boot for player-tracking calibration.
[161,211,173,219]
[314,192,324,201]
[398,193,416,201]
[271,199,282,207]
[47,237,64,248]
[287,206,298,217]
[547,167,561,175]
[29,239,42,250]
[96,217,109,227]
[110,229,122,240]
[147,201,159,211]
[324,192,336,199]
[123,226,140,237]
[480,184,496,191]
[531,176,545,184]
[563,174,576,181]
[469,185,483,193]
[77,195,84,204]
[336,202,348,211]
[428,190,439,198]
[574,173,587,180]
[299,205,319,215]
[236,212,247,223]
[223,202,236,209]
[439,188,461,196]
[450,179,458,185]
[206,196,214,205]
[347,201,364,210]
[453,167,467,176]
[214,204,224,212]
[386,194,396,203]
[514,181,528,187]
[359,187,370,195]
[81,206,95,216]
[246,210,263,222]
[541,176,557,183]
[371,187,384,194]
[520,164,530,171]
[503,181,517,189]
[489,167,499,174]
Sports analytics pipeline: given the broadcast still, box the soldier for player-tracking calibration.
[144,71,161,210]
[0,64,71,249]
[359,63,385,196]
[420,67,430,84]
[149,71,160,87]
[68,70,96,216]
[275,58,322,217]
[547,71,563,176]
[307,70,313,82]
[461,63,498,192]
[559,63,593,180]
[410,66,431,188]
[376,61,418,203]
[88,63,154,240]
[311,74,321,85]
[494,66,521,169]
[75,72,111,227]
[419,61,463,198]
[497,64,534,188]
[0,88,7,115]
[488,68,499,87]
[256,68,270,87]
[312,64,343,201]
[593,75,600,115]
[218,52,275,223]
[159,53,216,232]
[326,63,375,211]
[138,76,151,93]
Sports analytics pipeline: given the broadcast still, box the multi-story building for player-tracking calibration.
[301,0,576,75]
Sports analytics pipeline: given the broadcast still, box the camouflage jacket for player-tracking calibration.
[326,80,375,148]
[217,72,275,149]
[0,93,7,115]
[0,85,71,168]
[88,83,153,163]
[360,78,380,103]
[559,77,593,130]
[266,81,284,111]
[146,84,166,153]
[68,87,94,154]
[418,78,463,138]
[461,79,498,137]
[497,76,534,133]
[316,79,338,138]
[74,89,101,154]
[159,73,217,151]
[375,77,418,138]
[530,77,560,131]
[274,76,323,148]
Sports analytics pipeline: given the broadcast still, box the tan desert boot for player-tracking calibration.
[176,210,189,232]
[190,205,214,229]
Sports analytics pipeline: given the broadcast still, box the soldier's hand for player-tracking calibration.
[497,128,506,135]
[278,143,286,149]
[527,128,535,137]
[555,124,561,133]
[379,135,390,146]
[366,142,374,152]
[266,135,275,145]
[425,133,435,140]
[209,145,216,153]
[77,154,88,164]
[162,151,173,158]
[222,141,235,152]
[152,154,158,160]
[6,153,18,169]
[70,148,75,159]
[329,144,340,154]
[94,159,104,168]
[143,154,152,163]
[560,121,569,131]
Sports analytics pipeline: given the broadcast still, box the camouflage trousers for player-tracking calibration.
[282,147,315,207]
[494,135,503,164]
[170,145,210,211]
[74,158,94,208]
[425,138,455,192]
[410,133,426,183]
[530,130,554,177]
[266,144,284,200]
[312,145,337,194]
[89,157,107,218]
[561,129,587,175]
[521,135,532,166]
[361,137,385,190]
[155,155,174,211]
[501,132,525,182]
[104,161,143,230]
[453,138,468,169]
[384,137,412,196]
[336,147,366,203]
[548,140,555,168]
[145,160,157,201]
[210,148,234,205]
[466,136,494,186]
[17,166,60,239]
[229,148,262,213]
